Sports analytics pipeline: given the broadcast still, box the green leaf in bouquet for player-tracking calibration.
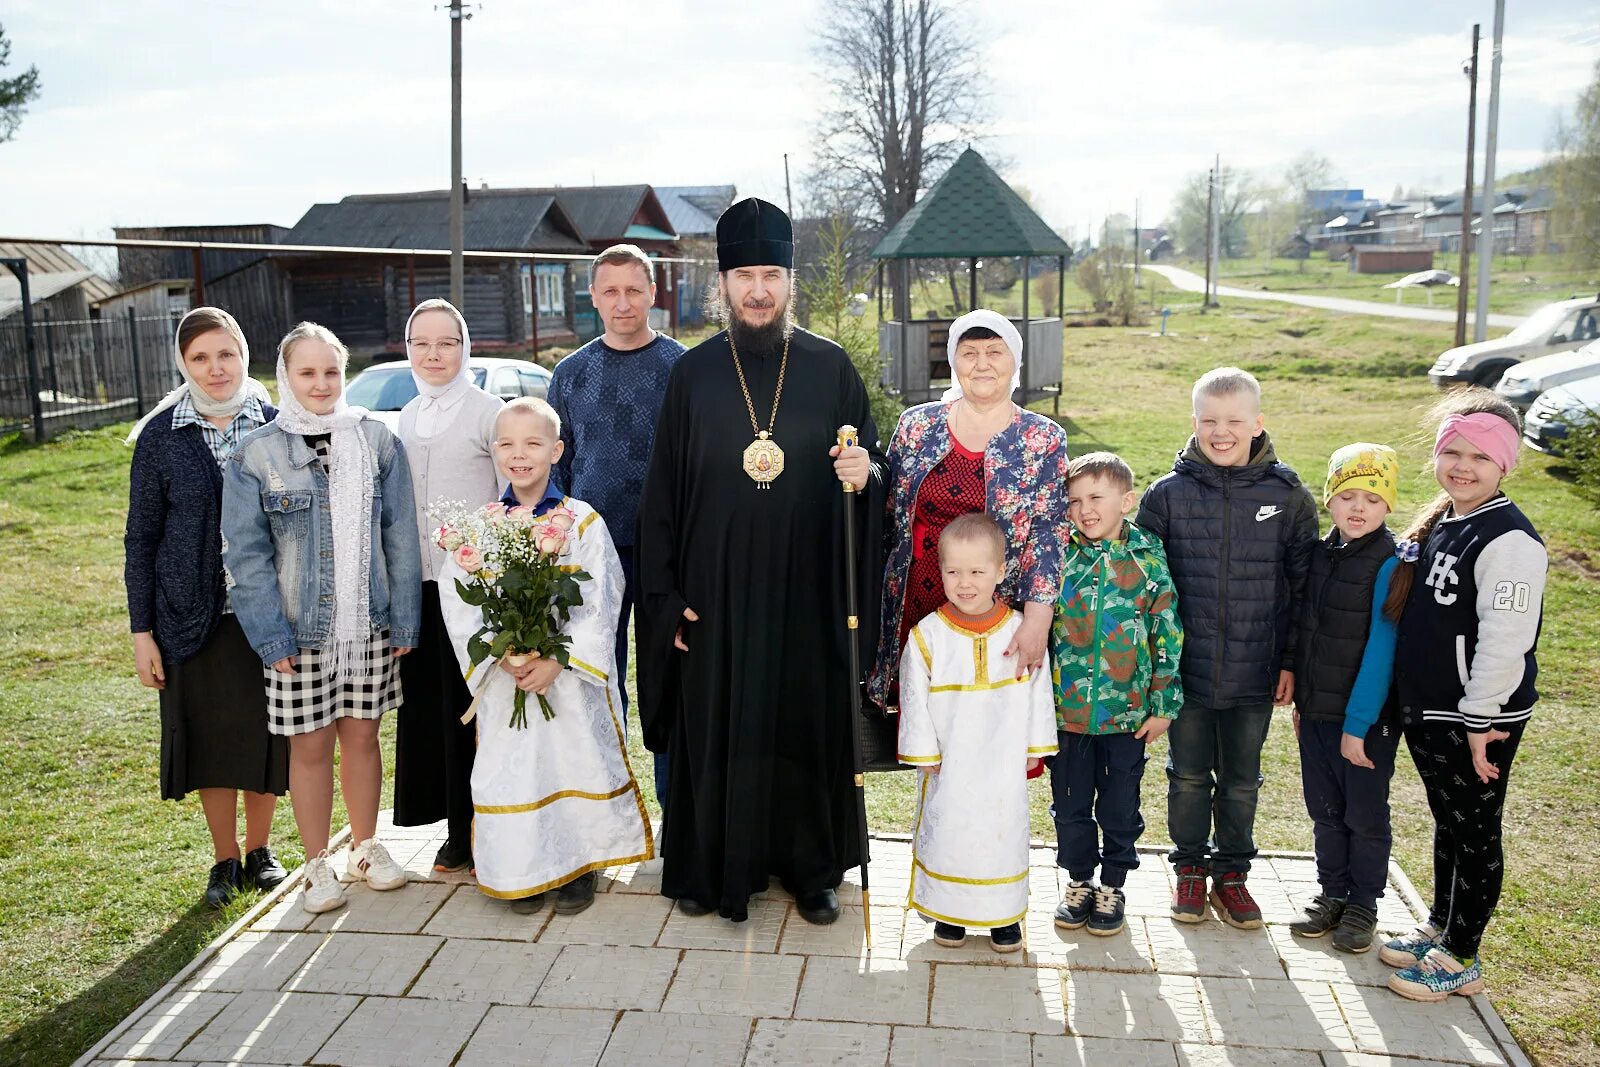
[454,578,487,606]
[467,632,490,664]
[499,567,529,596]
[489,630,515,659]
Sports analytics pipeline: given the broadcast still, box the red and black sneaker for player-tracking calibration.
[1210,871,1264,929]
[1171,865,1209,923]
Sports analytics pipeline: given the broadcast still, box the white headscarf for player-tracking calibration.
[124,306,273,444]
[273,325,376,682]
[941,309,1024,403]
[405,300,474,438]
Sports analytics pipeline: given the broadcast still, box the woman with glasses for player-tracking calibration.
[393,299,505,873]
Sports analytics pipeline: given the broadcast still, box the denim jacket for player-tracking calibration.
[222,419,421,665]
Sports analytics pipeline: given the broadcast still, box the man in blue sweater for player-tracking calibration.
[549,243,685,814]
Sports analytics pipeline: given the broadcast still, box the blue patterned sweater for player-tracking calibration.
[549,332,685,548]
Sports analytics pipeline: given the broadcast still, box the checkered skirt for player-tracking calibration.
[265,627,403,736]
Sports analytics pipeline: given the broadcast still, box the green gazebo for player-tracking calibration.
[872,147,1071,408]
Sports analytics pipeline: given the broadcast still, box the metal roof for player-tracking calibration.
[0,241,116,302]
[284,190,588,253]
[655,185,737,237]
[872,148,1070,259]
[526,185,678,245]
[0,270,97,319]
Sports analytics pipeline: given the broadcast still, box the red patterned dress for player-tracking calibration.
[898,432,987,649]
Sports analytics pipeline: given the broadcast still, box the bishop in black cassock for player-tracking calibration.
[635,198,886,923]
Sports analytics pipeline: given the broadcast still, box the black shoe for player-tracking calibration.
[989,922,1023,953]
[675,897,715,917]
[243,846,288,891]
[433,838,473,873]
[1332,902,1378,954]
[1087,886,1127,937]
[1291,894,1347,938]
[795,887,840,926]
[205,858,244,909]
[933,921,967,947]
[509,893,547,915]
[555,872,599,915]
[1054,880,1095,929]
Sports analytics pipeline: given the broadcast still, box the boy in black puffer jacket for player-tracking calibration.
[1138,367,1317,930]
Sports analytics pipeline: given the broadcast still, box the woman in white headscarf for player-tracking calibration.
[866,309,1072,712]
[391,299,504,874]
[123,307,289,909]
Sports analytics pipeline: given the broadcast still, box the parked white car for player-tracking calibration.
[1428,294,1600,389]
[1493,340,1600,412]
[1523,374,1600,454]
[345,357,552,432]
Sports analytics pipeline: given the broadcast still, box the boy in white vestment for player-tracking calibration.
[439,398,653,914]
[898,513,1058,952]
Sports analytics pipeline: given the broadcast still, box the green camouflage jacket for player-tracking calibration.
[1050,520,1184,734]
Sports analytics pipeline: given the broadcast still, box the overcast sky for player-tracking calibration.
[1,0,1596,247]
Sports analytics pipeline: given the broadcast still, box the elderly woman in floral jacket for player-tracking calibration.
[867,309,1071,711]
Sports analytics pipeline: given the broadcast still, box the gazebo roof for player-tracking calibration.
[871,147,1071,260]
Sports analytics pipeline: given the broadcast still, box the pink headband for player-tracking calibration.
[1434,412,1520,474]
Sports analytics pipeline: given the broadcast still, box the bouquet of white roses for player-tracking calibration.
[432,500,590,728]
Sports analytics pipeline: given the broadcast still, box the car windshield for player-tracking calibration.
[1506,304,1580,343]
[345,366,486,410]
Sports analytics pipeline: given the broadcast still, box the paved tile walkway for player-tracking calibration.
[80,814,1528,1066]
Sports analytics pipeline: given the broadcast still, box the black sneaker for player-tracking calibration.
[509,892,546,915]
[433,838,473,873]
[989,922,1023,953]
[205,857,244,909]
[243,847,288,891]
[1087,886,1126,937]
[1332,902,1378,954]
[932,921,967,947]
[554,871,599,915]
[1054,880,1095,930]
[1291,894,1346,938]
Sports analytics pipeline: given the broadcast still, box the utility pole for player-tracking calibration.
[1133,197,1141,288]
[1203,163,1215,311]
[1473,0,1504,343]
[783,154,794,220]
[448,0,469,306]
[1455,24,1479,350]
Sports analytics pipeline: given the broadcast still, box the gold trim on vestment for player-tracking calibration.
[897,752,942,765]
[909,901,1030,929]
[604,685,656,861]
[911,627,933,673]
[569,656,608,682]
[474,783,633,814]
[936,605,1014,639]
[913,857,1028,886]
[477,850,653,900]
[578,511,599,535]
[1027,745,1059,756]
[927,677,1028,694]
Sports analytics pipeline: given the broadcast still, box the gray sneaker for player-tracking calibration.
[1290,894,1346,938]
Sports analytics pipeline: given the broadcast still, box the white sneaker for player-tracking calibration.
[301,852,348,914]
[347,839,407,891]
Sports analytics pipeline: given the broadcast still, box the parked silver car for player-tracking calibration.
[345,357,552,432]
[1428,294,1600,388]
[1493,340,1600,412]
[1523,374,1600,455]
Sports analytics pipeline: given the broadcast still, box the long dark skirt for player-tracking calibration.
[159,614,289,800]
[393,581,477,840]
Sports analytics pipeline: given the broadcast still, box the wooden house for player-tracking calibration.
[0,241,116,323]
[530,185,681,337]
[280,188,589,353]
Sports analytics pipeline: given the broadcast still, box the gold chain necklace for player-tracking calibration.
[729,327,791,487]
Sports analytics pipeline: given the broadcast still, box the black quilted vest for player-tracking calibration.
[1293,525,1398,723]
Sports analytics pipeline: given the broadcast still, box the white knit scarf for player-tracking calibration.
[405,301,473,438]
[272,348,376,682]
[125,307,273,444]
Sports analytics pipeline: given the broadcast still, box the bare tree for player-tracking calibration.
[1553,59,1600,267]
[1168,166,1259,259]
[0,22,42,144]
[1283,150,1340,230]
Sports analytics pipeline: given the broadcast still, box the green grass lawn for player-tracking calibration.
[2,297,1598,1064]
[1200,251,1600,318]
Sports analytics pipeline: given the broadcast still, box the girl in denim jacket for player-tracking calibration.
[223,322,422,915]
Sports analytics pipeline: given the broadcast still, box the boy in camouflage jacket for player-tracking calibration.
[1048,453,1183,936]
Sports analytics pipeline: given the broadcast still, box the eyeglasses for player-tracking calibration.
[406,338,463,355]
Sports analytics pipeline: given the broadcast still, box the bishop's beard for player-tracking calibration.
[727,299,793,355]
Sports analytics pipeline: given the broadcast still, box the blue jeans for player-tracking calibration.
[1165,701,1273,874]
[1049,731,1148,888]
[1298,718,1398,910]
[614,546,670,819]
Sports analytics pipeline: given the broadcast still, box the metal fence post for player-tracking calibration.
[2,258,46,441]
[42,306,60,401]
[127,307,146,415]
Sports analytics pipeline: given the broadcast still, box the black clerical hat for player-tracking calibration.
[716,198,794,271]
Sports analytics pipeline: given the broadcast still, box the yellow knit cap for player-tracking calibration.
[1324,443,1399,511]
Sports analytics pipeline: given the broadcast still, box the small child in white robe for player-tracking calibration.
[439,398,653,914]
[898,513,1058,952]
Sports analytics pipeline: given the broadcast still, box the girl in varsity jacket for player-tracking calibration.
[1382,389,1547,1004]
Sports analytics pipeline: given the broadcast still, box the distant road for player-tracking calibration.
[1142,263,1527,330]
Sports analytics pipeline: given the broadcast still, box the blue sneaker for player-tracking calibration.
[1388,947,1485,1002]
[1378,921,1442,968]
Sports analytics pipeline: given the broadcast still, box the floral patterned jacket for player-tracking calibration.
[866,401,1070,710]
[1050,520,1184,735]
